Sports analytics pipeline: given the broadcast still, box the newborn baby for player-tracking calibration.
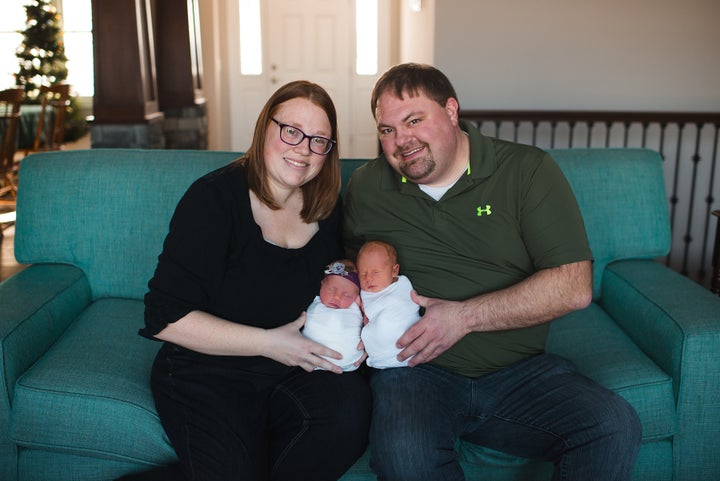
[357,241,420,369]
[302,260,364,371]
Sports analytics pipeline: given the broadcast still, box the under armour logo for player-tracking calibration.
[476,204,492,216]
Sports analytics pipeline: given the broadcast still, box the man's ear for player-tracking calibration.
[445,97,460,125]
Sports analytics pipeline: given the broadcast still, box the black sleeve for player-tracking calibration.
[140,174,237,339]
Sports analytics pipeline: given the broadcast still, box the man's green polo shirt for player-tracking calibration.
[342,121,592,377]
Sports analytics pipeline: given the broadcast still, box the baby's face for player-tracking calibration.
[319,275,359,309]
[357,248,399,293]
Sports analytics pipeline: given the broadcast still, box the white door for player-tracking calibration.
[266,0,352,153]
[232,0,388,158]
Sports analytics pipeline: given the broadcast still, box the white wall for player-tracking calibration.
[432,0,720,285]
[399,0,435,64]
[198,1,233,151]
[434,0,720,111]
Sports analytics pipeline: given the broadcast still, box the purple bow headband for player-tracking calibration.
[324,261,360,288]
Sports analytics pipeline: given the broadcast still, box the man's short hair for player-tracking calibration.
[370,63,459,117]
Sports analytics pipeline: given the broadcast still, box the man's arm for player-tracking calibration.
[397,260,593,366]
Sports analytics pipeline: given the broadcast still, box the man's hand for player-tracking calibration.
[354,339,368,367]
[396,291,470,366]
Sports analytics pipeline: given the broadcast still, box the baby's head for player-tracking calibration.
[356,241,400,293]
[319,260,361,309]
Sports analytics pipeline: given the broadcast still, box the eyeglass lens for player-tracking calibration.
[273,119,334,155]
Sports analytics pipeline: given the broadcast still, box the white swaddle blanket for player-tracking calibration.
[361,275,420,369]
[303,297,364,372]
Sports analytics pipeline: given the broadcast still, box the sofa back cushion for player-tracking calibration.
[15,148,670,301]
[548,148,671,298]
[15,150,241,300]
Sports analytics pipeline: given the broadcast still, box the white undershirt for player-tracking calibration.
[418,183,453,201]
[417,132,471,202]
[418,161,468,201]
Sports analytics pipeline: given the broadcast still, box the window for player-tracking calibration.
[58,0,93,97]
[0,3,26,88]
[355,0,378,75]
[1,0,94,97]
[239,0,262,75]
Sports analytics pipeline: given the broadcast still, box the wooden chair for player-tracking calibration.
[24,83,71,155]
[0,87,24,204]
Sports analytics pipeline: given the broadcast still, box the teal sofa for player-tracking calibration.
[1,148,719,481]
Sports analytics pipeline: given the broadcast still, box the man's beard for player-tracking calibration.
[398,150,436,181]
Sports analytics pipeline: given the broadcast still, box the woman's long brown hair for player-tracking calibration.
[238,80,341,223]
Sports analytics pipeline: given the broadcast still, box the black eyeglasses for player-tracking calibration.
[271,118,336,155]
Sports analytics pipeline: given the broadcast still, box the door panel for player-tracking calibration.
[234,0,388,157]
[267,0,351,154]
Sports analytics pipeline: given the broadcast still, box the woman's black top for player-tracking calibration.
[140,163,344,373]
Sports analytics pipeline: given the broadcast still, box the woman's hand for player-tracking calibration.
[155,310,345,373]
[263,312,344,374]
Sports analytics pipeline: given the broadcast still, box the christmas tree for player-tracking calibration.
[15,0,86,141]
[15,0,68,103]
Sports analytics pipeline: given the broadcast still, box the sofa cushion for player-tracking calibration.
[15,150,241,301]
[9,299,175,465]
[18,449,159,481]
[546,303,675,440]
[548,148,671,300]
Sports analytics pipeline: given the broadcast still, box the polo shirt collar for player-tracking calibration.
[462,119,497,181]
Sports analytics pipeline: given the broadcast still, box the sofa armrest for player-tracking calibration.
[0,264,91,405]
[0,264,91,481]
[600,259,720,479]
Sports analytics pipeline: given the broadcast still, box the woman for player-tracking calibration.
[137,81,371,480]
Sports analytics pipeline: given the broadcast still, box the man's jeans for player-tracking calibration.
[368,353,641,481]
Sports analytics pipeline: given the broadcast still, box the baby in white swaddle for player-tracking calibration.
[303,260,364,372]
[357,241,420,369]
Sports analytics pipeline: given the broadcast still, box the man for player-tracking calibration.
[343,63,641,481]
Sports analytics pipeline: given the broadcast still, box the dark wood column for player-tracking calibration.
[90,0,164,148]
[155,0,204,109]
[154,0,208,149]
[92,0,161,122]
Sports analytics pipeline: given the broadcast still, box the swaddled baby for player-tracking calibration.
[357,241,420,369]
[302,260,364,371]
